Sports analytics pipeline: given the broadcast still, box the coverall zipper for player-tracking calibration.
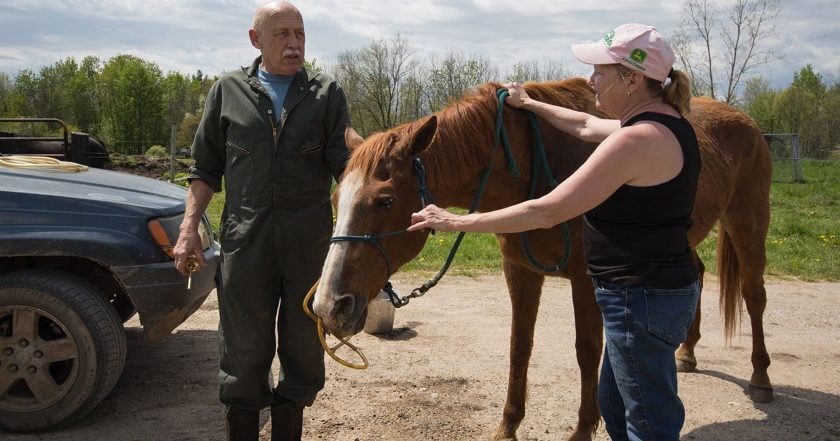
[267,108,277,141]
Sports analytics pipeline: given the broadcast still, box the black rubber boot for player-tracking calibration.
[270,400,304,441]
[225,406,260,441]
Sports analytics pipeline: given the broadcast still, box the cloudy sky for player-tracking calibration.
[1,0,838,91]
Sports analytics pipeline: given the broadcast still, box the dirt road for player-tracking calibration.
[6,275,839,441]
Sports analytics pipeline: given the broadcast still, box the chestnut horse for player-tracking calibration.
[312,78,772,441]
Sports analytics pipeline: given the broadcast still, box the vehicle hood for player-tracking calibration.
[0,166,187,215]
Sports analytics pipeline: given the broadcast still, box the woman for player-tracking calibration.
[408,23,700,441]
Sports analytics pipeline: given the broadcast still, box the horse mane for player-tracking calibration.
[345,130,398,179]
[346,77,596,189]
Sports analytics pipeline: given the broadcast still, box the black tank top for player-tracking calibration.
[584,112,701,287]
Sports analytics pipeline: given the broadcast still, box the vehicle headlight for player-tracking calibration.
[147,214,213,259]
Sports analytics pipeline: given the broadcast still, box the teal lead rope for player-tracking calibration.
[495,88,572,273]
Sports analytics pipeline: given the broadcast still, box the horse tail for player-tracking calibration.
[717,226,743,343]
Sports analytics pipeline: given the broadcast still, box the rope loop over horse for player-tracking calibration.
[495,88,573,273]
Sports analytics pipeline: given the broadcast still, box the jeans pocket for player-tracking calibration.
[644,285,698,346]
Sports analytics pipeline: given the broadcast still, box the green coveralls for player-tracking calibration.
[188,57,350,410]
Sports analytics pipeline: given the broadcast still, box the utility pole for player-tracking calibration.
[169,124,177,182]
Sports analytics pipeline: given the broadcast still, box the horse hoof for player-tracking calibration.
[748,384,775,403]
[489,427,517,441]
[565,429,595,441]
[676,357,697,373]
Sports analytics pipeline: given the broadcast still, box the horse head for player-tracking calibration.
[313,116,439,337]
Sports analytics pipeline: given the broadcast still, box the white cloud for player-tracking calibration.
[0,0,838,90]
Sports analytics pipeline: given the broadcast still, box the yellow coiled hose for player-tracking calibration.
[0,155,89,173]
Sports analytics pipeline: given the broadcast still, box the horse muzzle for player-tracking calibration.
[313,292,369,338]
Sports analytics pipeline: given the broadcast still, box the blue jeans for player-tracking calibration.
[594,278,700,441]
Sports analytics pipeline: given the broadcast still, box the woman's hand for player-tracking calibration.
[408,204,462,232]
[503,82,531,109]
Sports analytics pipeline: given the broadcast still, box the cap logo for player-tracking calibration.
[630,48,648,64]
[602,30,615,47]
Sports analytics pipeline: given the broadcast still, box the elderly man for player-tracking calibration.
[173,2,350,440]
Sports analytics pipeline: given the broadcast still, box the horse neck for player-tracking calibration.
[421,104,536,212]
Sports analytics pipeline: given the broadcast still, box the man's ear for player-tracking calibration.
[248,28,260,50]
[345,127,365,151]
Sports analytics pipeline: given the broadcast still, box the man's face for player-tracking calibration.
[250,11,305,76]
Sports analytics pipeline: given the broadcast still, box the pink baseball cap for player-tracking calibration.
[570,23,676,82]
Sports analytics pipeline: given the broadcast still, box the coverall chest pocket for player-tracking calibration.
[225,137,254,184]
[297,138,325,154]
[282,134,328,187]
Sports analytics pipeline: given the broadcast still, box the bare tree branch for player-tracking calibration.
[721,0,780,103]
[683,0,718,99]
[678,0,780,104]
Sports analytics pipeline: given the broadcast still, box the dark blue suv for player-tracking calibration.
[0,164,220,431]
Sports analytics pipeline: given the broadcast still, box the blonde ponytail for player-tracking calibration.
[662,69,692,115]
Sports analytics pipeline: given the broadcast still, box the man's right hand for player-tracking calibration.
[173,229,205,276]
[173,179,215,275]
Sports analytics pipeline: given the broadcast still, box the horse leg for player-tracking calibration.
[490,261,543,441]
[566,270,602,441]
[742,274,773,403]
[676,251,705,372]
[720,219,774,403]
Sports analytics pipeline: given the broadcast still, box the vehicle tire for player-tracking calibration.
[0,269,127,431]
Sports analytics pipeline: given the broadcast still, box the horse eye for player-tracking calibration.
[378,196,395,207]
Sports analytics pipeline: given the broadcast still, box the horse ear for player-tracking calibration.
[345,127,365,151]
[408,115,438,157]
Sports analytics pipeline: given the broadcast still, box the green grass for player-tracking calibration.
[400,231,503,275]
[206,160,840,281]
[763,160,839,280]
[207,191,225,231]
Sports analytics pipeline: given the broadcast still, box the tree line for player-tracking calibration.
[742,66,840,159]
[0,55,214,154]
[0,47,575,155]
[0,0,837,158]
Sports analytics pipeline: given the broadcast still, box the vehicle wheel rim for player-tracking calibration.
[0,305,79,412]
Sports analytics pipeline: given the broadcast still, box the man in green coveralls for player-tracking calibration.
[173,2,350,440]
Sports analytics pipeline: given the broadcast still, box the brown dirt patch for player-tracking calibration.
[104,154,192,180]
[5,275,839,441]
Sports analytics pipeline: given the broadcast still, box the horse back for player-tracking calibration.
[686,97,772,246]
